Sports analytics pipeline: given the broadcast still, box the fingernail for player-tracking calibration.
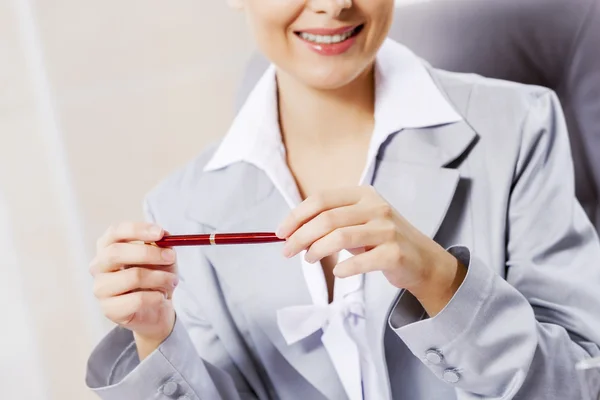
[276,227,286,239]
[149,225,162,237]
[162,249,175,262]
[172,277,179,287]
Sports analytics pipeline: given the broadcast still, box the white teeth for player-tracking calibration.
[299,29,355,44]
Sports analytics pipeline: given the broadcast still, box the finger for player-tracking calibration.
[304,221,395,263]
[96,222,165,251]
[93,268,179,299]
[282,204,373,258]
[100,291,167,325]
[333,243,399,278]
[277,187,367,239]
[90,242,176,275]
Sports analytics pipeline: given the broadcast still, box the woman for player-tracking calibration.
[86,0,600,399]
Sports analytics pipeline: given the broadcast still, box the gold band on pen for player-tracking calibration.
[209,232,216,245]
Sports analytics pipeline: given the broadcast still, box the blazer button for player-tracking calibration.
[162,381,179,397]
[425,349,444,364]
[443,368,461,384]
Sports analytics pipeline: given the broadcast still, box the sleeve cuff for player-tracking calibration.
[388,246,495,368]
[86,317,221,399]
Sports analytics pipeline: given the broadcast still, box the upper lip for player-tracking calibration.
[295,25,361,35]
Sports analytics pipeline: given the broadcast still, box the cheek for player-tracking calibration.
[361,0,395,43]
[244,0,303,55]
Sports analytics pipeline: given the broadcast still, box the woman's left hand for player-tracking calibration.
[276,186,467,316]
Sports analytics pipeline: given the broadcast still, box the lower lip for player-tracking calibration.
[296,29,361,56]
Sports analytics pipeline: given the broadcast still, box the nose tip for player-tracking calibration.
[309,0,353,16]
[334,0,352,13]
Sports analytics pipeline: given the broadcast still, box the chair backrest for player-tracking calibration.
[235,0,600,232]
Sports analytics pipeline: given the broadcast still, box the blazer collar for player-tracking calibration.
[185,117,476,231]
[203,38,463,173]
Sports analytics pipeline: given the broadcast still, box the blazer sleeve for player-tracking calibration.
[389,91,600,399]
[85,200,259,400]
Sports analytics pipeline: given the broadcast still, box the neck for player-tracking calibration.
[276,65,376,147]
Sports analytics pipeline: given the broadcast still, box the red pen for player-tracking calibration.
[154,232,285,247]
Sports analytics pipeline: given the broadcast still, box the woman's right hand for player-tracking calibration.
[90,222,179,359]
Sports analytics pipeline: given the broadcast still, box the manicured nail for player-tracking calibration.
[162,249,175,262]
[148,225,162,237]
[276,227,286,239]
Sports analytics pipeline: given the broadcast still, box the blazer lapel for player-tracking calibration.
[183,118,477,400]
[185,162,347,400]
[365,120,477,399]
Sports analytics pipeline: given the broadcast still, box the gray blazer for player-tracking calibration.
[238,0,600,233]
[87,68,600,399]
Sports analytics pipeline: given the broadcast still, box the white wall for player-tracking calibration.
[0,191,49,399]
[0,0,254,398]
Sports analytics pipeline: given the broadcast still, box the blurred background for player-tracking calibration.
[2,0,598,399]
[1,1,255,399]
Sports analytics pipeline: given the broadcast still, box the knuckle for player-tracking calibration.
[105,244,122,265]
[129,267,145,287]
[377,203,394,219]
[140,245,153,261]
[385,229,397,242]
[148,290,166,305]
[388,245,403,263]
[382,220,397,239]
[333,229,348,248]
[161,272,173,287]
[321,212,337,231]
[144,245,161,264]
[311,194,326,210]
[155,290,167,301]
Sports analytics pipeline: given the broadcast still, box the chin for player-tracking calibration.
[293,62,371,91]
